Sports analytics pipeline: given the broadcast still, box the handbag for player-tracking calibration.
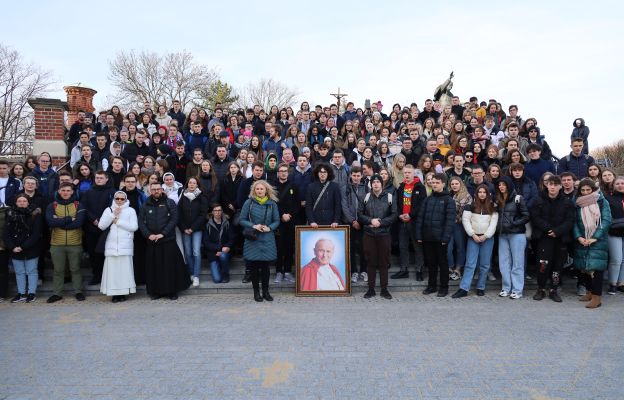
[243,202,270,241]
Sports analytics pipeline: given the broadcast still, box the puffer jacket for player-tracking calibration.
[357,190,398,237]
[415,189,456,243]
[239,198,280,262]
[496,192,530,234]
[530,191,576,243]
[97,200,138,256]
[177,191,209,232]
[462,205,498,239]
[573,194,612,272]
[138,195,178,242]
[3,206,43,260]
[605,191,624,236]
[511,176,538,208]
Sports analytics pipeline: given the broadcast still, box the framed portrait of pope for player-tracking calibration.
[295,226,351,296]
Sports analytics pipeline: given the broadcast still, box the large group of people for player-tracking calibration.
[0,96,622,309]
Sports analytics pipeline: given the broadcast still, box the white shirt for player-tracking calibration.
[0,176,8,205]
[316,264,344,290]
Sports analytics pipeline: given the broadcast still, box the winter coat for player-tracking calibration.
[395,179,427,222]
[219,175,242,215]
[605,191,624,237]
[239,198,280,262]
[330,161,349,189]
[462,205,498,239]
[3,206,42,260]
[573,194,612,272]
[212,156,232,182]
[292,165,312,202]
[415,190,456,243]
[357,190,398,237]
[97,200,138,257]
[198,174,220,206]
[524,158,556,186]
[530,192,576,243]
[121,141,150,163]
[45,195,86,246]
[177,191,209,232]
[162,181,184,204]
[511,176,538,208]
[571,118,590,154]
[557,153,594,179]
[203,217,235,262]
[341,182,369,224]
[28,167,59,203]
[138,195,178,242]
[168,108,186,128]
[496,192,530,234]
[81,183,116,233]
[305,180,342,225]
[0,176,21,206]
[276,179,299,218]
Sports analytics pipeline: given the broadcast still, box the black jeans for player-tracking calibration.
[423,241,449,290]
[536,236,566,290]
[363,235,391,290]
[349,227,366,274]
[399,221,422,272]
[276,221,295,274]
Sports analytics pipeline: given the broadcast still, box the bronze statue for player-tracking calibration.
[434,71,454,108]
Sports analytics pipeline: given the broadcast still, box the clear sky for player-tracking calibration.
[2,0,623,156]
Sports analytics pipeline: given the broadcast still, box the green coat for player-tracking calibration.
[239,198,280,262]
[573,194,612,272]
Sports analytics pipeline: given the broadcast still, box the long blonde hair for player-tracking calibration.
[249,179,278,202]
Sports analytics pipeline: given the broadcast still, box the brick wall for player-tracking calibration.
[64,86,97,125]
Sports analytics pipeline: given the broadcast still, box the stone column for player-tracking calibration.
[27,98,69,167]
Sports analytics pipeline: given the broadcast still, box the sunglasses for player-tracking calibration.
[114,197,125,201]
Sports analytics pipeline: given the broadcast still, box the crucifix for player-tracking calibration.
[330,87,348,112]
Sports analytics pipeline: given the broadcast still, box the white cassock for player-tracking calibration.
[316,264,344,290]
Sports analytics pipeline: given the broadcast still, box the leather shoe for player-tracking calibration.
[451,289,468,299]
[436,289,448,297]
[390,269,408,279]
[75,293,86,301]
[254,290,263,302]
[476,289,485,297]
[422,287,437,295]
[363,289,376,298]
[262,292,273,302]
[46,294,63,304]
[380,289,392,300]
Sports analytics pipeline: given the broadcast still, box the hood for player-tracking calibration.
[432,189,450,197]
[573,118,586,127]
[295,164,311,174]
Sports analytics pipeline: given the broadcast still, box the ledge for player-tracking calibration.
[27,98,69,111]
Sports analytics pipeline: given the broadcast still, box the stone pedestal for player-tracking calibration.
[27,98,69,167]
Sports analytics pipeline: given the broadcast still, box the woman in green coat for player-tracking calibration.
[239,180,280,302]
[573,178,612,309]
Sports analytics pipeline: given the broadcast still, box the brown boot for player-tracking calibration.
[579,292,592,302]
[586,295,602,309]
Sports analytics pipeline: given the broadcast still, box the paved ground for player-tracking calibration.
[1,289,623,400]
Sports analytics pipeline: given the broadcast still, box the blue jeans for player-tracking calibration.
[460,237,494,291]
[182,231,203,277]
[608,235,624,284]
[210,252,231,283]
[447,222,466,269]
[12,257,39,294]
[498,233,526,294]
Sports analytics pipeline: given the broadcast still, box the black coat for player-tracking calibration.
[81,183,115,233]
[357,190,398,236]
[415,190,455,243]
[165,154,189,184]
[198,174,220,207]
[396,180,427,221]
[530,191,576,243]
[3,207,43,260]
[138,195,178,242]
[203,218,235,262]
[305,180,342,225]
[276,179,299,217]
[220,175,243,215]
[121,141,150,163]
[212,156,232,182]
[497,192,530,234]
[177,193,209,232]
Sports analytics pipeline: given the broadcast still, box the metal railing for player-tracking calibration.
[0,139,34,160]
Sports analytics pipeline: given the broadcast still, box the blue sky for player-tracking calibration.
[2,0,623,156]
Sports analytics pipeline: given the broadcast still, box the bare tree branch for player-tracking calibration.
[107,50,218,111]
[0,43,54,155]
[234,78,298,111]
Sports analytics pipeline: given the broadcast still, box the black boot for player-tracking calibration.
[251,268,262,302]
[391,266,409,279]
[415,271,424,281]
[261,266,273,301]
[242,269,251,283]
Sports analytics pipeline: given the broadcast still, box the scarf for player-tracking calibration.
[255,196,269,205]
[576,191,601,239]
[183,188,202,201]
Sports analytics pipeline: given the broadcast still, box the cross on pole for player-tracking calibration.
[330,87,348,112]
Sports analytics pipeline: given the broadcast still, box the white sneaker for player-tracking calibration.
[361,272,368,282]
[487,272,496,281]
[351,273,359,283]
[510,292,522,299]
[499,290,509,297]
[192,277,200,287]
[283,272,295,283]
[274,273,283,283]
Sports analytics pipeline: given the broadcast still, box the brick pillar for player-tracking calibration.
[64,85,97,126]
[27,98,69,167]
